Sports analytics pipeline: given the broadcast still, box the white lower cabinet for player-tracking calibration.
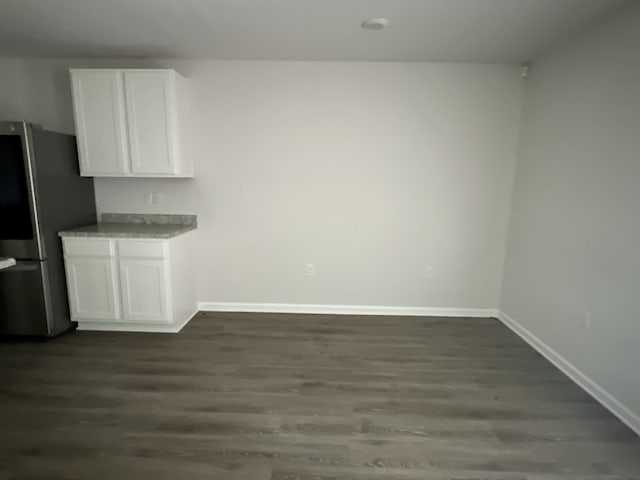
[119,258,170,323]
[62,235,195,332]
[66,257,120,321]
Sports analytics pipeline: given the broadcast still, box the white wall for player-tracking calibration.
[501,3,640,427]
[0,59,523,309]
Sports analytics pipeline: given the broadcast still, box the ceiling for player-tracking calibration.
[0,0,630,62]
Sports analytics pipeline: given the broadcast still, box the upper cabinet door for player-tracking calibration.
[124,71,178,176]
[70,70,129,176]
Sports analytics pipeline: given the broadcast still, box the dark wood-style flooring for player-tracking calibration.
[1,312,639,479]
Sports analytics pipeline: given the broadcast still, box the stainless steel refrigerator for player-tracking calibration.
[0,121,96,336]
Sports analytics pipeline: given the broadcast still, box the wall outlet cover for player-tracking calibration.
[305,263,316,276]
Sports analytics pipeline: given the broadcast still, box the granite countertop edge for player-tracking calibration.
[58,223,197,239]
[58,213,198,240]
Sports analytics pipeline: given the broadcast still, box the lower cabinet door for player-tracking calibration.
[65,257,120,321]
[119,259,170,323]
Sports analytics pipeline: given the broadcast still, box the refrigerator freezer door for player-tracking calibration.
[0,260,52,336]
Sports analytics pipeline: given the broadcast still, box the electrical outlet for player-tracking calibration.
[305,263,316,277]
[425,265,434,278]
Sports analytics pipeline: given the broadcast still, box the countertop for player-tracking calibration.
[58,213,197,239]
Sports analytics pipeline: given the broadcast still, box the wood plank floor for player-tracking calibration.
[0,312,639,479]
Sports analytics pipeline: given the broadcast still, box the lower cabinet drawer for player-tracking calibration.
[63,238,114,257]
[118,240,166,259]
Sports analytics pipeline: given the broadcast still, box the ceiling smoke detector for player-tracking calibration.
[361,18,389,31]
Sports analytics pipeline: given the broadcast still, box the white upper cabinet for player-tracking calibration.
[71,70,129,175]
[70,69,192,178]
[124,71,178,175]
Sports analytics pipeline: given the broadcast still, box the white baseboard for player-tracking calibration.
[198,302,498,318]
[497,310,640,437]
